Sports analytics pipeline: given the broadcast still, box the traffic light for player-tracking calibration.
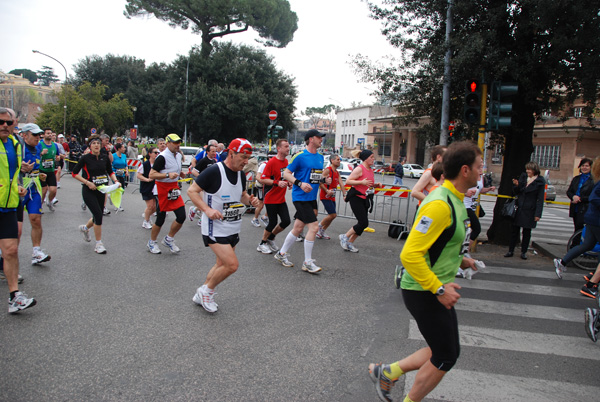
[272,125,282,139]
[463,79,481,126]
[487,81,519,130]
[267,124,274,139]
[448,121,455,143]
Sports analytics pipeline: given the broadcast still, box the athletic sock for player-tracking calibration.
[403,396,415,402]
[166,235,174,242]
[384,362,405,380]
[10,291,18,300]
[304,240,314,262]
[260,240,267,245]
[280,231,297,254]
[33,246,41,253]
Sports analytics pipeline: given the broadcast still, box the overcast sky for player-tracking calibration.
[4,0,396,116]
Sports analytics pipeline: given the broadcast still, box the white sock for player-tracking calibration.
[96,240,102,245]
[304,240,315,262]
[280,231,298,255]
[166,235,174,242]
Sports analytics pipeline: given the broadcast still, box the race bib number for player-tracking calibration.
[460,219,472,255]
[366,187,375,195]
[222,202,244,222]
[309,169,323,184]
[42,160,54,169]
[167,188,181,200]
[93,175,109,186]
[116,168,126,176]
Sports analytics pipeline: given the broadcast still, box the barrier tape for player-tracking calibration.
[480,192,569,206]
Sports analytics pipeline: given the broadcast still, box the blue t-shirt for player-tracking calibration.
[112,152,128,174]
[1,138,18,212]
[23,144,41,172]
[287,149,324,201]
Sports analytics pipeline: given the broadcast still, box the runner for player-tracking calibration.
[112,143,128,211]
[146,133,186,254]
[317,154,346,240]
[19,123,51,265]
[251,151,273,228]
[411,145,447,205]
[37,128,60,212]
[256,139,291,254]
[187,138,259,313]
[273,129,330,273]
[0,107,36,313]
[72,135,121,254]
[137,146,158,229]
[367,141,480,402]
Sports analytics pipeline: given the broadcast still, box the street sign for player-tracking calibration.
[91,128,96,134]
[130,128,138,140]
[358,138,365,144]
[268,110,278,121]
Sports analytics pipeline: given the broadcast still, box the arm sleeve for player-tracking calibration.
[72,155,85,176]
[400,200,452,293]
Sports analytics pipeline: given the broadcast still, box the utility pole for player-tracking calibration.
[439,0,454,145]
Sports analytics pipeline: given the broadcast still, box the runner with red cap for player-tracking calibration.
[188,138,260,313]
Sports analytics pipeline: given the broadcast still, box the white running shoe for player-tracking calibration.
[46,200,55,212]
[103,207,111,216]
[95,242,107,254]
[296,234,304,242]
[8,291,37,314]
[81,202,87,211]
[266,240,279,253]
[162,236,180,253]
[260,216,269,227]
[147,240,161,254]
[57,182,61,189]
[79,225,91,242]
[339,234,349,251]
[251,218,261,227]
[554,258,566,279]
[188,206,197,221]
[142,220,153,230]
[0,271,24,283]
[193,286,218,313]
[346,242,359,253]
[456,268,465,278]
[31,250,51,265]
[116,207,124,212]
[274,252,294,267]
[257,243,272,254]
[52,198,59,205]
[302,259,322,274]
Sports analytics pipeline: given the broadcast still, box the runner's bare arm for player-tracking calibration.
[187,181,223,220]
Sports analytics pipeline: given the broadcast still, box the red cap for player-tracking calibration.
[228,138,253,155]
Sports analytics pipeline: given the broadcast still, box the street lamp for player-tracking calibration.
[32,50,67,137]
[382,124,387,164]
[328,97,346,155]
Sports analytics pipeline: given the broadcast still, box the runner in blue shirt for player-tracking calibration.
[273,129,330,274]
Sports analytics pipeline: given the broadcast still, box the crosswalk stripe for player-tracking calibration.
[456,298,582,322]
[402,368,599,402]
[458,278,583,299]
[473,266,584,282]
[408,320,600,360]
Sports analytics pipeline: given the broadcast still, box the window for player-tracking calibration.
[531,145,561,169]
[352,120,356,126]
[358,119,362,126]
[491,144,503,165]
[574,107,583,118]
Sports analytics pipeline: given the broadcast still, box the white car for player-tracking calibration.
[324,161,355,180]
[180,146,201,168]
[403,164,425,178]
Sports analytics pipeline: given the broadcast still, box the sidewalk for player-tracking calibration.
[467,240,565,267]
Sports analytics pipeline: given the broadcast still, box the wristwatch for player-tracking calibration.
[435,285,445,296]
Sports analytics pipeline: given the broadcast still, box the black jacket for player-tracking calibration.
[566,174,594,218]
[512,173,545,229]
[394,164,404,178]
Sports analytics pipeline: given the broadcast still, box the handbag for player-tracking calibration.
[502,197,518,219]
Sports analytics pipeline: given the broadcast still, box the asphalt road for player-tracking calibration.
[1,175,597,401]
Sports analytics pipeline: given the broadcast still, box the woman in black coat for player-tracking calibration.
[505,161,546,259]
[567,158,594,233]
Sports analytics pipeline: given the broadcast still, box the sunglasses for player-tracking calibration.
[30,133,42,136]
[0,119,15,126]
[152,151,160,154]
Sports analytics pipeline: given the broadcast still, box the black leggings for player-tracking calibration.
[402,289,460,371]
[155,204,186,227]
[509,225,532,254]
[467,209,481,241]
[349,196,369,236]
[82,186,105,225]
[265,203,291,233]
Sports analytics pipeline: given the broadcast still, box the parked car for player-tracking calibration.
[545,179,556,201]
[403,164,425,178]
[180,146,200,168]
[372,160,390,170]
[324,160,355,180]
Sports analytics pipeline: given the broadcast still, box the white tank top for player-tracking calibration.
[202,162,244,239]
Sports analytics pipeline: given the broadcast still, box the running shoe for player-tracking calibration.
[251,218,261,227]
[81,202,87,211]
[296,234,305,242]
[52,198,59,205]
[260,215,269,227]
[257,243,272,254]
[95,242,107,254]
[346,242,359,253]
[0,271,24,284]
[319,229,331,240]
[116,207,124,212]
[368,363,397,402]
[554,258,566,279]
[162,236,180,253]
[581,284,598,299]
[339,234,349,251]
[103,207,111,216]
[584,307,599,342]
[79,225,91,242]
[8,291,37,314]
[188,206,196,221]
[274,252,294,267]
[266,240,279,253]
[193,286,218,313]
[57,182,61,189]
[584,272,595,282]
[142,220,153,230]
[147,240,161,254]
[301,259,322,274]
[31,250,51,265]
[456,268,465,278]
[46,200,55,212]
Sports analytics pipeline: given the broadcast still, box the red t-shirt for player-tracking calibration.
[261,157,289,204]
[320,166,340,201]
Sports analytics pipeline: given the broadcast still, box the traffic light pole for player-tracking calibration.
[478,83,488,154]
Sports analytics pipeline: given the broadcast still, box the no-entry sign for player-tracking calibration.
[268,110,278,120]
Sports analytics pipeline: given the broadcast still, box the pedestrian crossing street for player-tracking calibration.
[399,265,600,402]
[479,203,573,245]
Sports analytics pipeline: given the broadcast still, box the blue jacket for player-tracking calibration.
[584,180,600,227]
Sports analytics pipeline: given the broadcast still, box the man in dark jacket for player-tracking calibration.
[393,162,404,186]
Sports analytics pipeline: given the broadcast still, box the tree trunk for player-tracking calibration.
[486,94,535,245]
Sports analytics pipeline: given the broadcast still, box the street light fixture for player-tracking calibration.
[32,50,68,137]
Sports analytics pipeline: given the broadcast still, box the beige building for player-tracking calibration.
[0,70,60,124]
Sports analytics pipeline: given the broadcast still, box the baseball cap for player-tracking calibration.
[227,138,253,155]
[20,123,43,134]
[58,134,65,138]
[165,133,182,143]
[304,129,325,141]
